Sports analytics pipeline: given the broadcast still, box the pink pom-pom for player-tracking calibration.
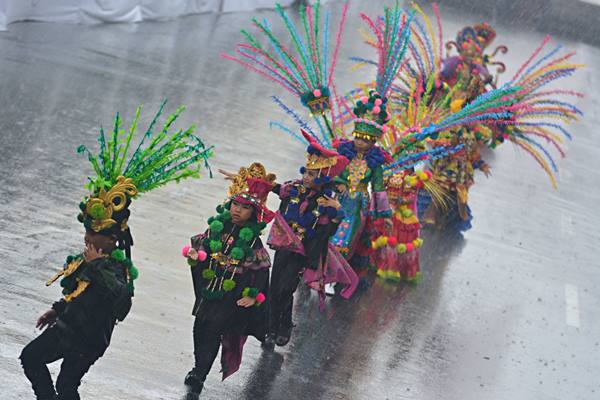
[360,96,369,103]
[313,89,322,97]
[382,125,389,133]
[372,106,381,114]
[374,98,382,106]
[406,243,415,252]
[197,250,207,262]
[256,292,266,304]
[181,244,191,257]
[387,236,398,246]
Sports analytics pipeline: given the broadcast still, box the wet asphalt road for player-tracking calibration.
[1,1,599,399]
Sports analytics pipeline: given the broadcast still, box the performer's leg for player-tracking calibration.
[266,251,287,343]
[185,316,221,393]
[20,327,63,400]
[272,255,304,347]
[55,350,99,400]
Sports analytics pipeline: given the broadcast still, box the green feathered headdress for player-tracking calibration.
[76,100,214,245]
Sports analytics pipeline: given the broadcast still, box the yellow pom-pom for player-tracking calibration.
[396,243,407,253]
[450,98,465,113]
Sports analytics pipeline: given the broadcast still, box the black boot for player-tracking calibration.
[275,324,293,347]
[275,309,294,347]
[184,368,204,395]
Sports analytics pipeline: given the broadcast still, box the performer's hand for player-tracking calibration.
[187,247,199,260]
[84,244,104,262]
[36,309,57,330]
[322,195,341,210]
[480,163,492,178]
[218,169,237,181]
[336,184,347,195]
[384,217,394,232]
[236,296,257,308]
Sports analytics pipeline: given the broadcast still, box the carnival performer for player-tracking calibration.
[419,23,502,229]
[330,90,394,271]
[20,103,212,400]
[264,129,355,348]
[371,168,431,282]
[182,175,273,396]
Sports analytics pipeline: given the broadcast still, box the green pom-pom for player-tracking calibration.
[222,279,236,292]
[242,287,250,297]
[111,249,126,261]
[79,202,86,211]
[127,281,135,295]
[222,210,232,221]
[201,288,224,300]
[128,266,139,280]
[248,288,259,298]
[258,221,267,230]
[239,227,254,242]
[187,258,198,267]
[88,203,106,219]
[210,220,224,233]
[60,278,68,288]
[209,240,222,253]
[202,237,211,248]
[202,269,216,280]
[216,204,225,214]
[66,255,74,264]
[207,216,215,224]
[230,247,245,260]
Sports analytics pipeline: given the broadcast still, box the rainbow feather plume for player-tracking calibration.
[222,1,349,120]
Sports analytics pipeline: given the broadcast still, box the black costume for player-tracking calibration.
[183,175,274,395]
[267,180,341,343]
[21,255,131,400]
[187,223,270,383]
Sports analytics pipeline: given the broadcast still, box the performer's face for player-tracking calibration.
[354,137,375,153]
[84,230,116,254]
[302,169,319,188]
[230,200,254,225]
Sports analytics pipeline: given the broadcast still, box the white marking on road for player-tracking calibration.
[565,284,580,328]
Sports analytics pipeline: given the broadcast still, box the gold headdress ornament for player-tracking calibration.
[305,152,338,170]
[227,162,276,197]
[81,176,138,233]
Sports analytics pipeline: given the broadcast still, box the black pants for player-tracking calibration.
[192,315,222,382]
[267,250,305,335]
[20,326,100,400]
